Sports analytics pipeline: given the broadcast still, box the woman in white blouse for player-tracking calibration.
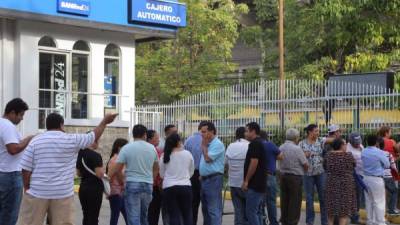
[159,133,195,225]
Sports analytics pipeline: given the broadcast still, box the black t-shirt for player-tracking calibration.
[76,148,104,189]
[244,137,267,193]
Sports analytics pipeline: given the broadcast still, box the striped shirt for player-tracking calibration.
[20,131,95,199]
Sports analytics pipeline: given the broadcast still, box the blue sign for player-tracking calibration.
[0,0,183,32]
[130,0,187,27]
[104,75,116,108]
[57,0,90,16]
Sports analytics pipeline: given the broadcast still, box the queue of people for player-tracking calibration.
[1,97,400,225]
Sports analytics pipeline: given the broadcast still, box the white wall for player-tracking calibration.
[0,19,18,113]
[5,20,136,135]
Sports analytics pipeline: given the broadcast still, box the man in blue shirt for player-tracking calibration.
[260,130,283,225]
[199,121,225,225]
[362,134,390,225]
[184,121,207,225]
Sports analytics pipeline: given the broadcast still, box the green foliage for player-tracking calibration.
[253,0,277,23]
[136,0,248,104]
[246,0,400,83]
[345,52,391,72]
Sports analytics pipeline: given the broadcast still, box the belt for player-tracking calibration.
[365,175,384,178]
[0,171,21,175]
[282,173,302,177]
[201,173,223,180]
[266,171,276,176]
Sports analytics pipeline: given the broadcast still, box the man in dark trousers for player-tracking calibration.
[242,122,267,225]
[184,121,207,225]
[260,130,283,225]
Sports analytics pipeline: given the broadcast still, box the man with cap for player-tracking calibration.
[347,132,364,224]
[323,124,342,157]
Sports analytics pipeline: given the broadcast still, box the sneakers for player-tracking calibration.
[387,209,400,216]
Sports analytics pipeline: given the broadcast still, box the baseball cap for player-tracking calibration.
[328,124,340,133]
[349,132,362,145]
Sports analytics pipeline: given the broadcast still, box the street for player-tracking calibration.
[73,194,321,225]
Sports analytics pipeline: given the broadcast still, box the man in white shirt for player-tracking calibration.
[346,132,364,224]
[225,127,249,225]
[0,98,34,225]
[17,112,117,225]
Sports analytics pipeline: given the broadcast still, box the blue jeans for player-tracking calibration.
[266,175,278,225]
[304,173,327,225]
[246,188,264,225]
[0,171,23,225]
[230,187,248,225]
[201,174,223,225]
[351,178,365,223]
[124,182,153,225]
[384,178,398,213]
[109,194,127,225]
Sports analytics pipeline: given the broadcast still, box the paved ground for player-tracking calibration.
[73,194,323,225]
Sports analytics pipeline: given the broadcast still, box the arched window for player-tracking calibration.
[73,40,90,52]
[104,44,121,114]
[71,40,90,119]
[105,44,120,57]
[38,36,56,47]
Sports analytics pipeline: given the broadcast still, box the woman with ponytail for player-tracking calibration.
[107,138,129,225]
[159,133,195,225]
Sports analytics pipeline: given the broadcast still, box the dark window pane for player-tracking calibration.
[71,54,88,119]
[38,36,56,47]
[73,41,90,51]
[39,53,52,108]
[105,44,120,57]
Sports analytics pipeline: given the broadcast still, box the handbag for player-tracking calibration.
[81,158,111,196]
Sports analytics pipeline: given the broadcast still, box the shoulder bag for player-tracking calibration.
[81,158,111,196]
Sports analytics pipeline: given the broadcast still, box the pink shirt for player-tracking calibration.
[108,154,125,196]
[154,147,163,187]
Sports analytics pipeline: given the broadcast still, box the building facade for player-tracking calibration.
[0,0,186,157]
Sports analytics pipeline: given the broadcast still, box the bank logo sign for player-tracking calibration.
[130,0,187,27]
[57,0,90,16]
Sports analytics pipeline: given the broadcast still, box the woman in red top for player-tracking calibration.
[378,126,399,159]
[378,126,400,215]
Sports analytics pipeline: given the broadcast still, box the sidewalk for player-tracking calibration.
[74,194,317,225]
[73,193,400,225]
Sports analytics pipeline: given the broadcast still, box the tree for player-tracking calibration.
[242,0,400,84]
[136,0,248,104]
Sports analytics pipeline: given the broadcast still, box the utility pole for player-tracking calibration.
[279,0,285,130]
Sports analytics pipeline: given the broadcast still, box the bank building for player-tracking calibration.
[0,0,186,150]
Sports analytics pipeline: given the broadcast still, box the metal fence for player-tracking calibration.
[132,80,400,144]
